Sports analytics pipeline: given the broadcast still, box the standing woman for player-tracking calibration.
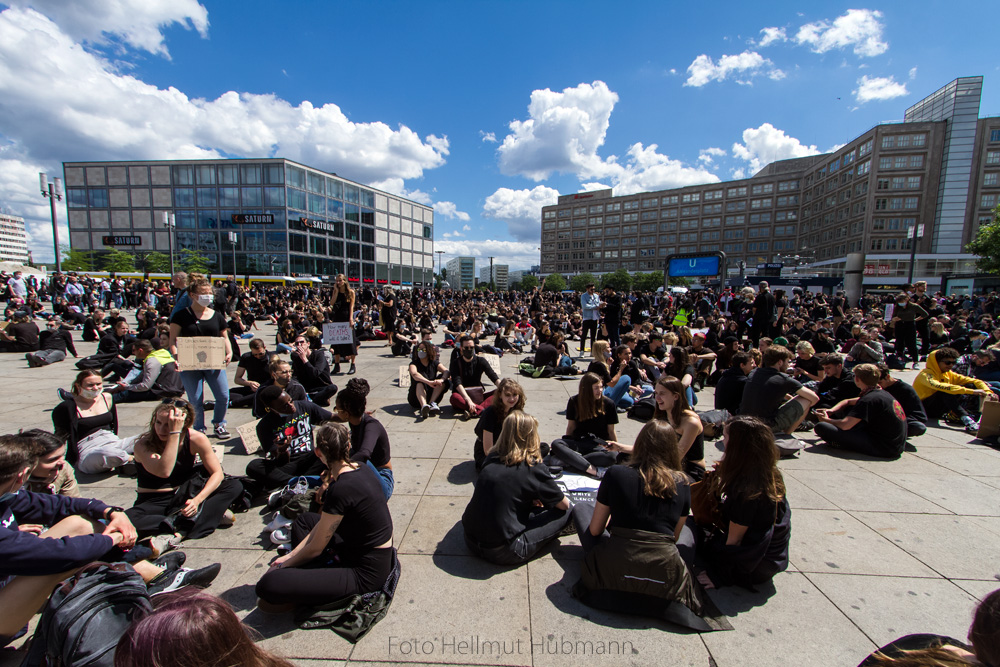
[330,273,357,375]
[168,277,233,439]
[652,375,706,481]
[380,288,396,348]
[334,378,393,500]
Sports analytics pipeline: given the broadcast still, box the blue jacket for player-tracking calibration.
[581,292,601,321]
[0,490,114,577]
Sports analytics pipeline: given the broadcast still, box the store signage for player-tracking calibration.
[668,254,722,278]
[863,264,891,276]
[231,213,274,225]
[299,217,337,232]
[102,235,141,246]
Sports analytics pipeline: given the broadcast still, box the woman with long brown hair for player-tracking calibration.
[652,375,706,480]
[549,372,620,477]
[330,273,357,375]
[473,377,526,470]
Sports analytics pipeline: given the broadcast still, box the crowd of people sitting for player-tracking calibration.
[1,266,998,665]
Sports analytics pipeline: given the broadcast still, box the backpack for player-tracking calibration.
[698,409,730,440]
[22,562,152,667]
[626,396,657,421]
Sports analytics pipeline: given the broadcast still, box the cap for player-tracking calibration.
[693,332,706,339]
[773,336,789,346]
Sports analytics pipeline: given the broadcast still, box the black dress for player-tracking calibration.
[331,290,357,357]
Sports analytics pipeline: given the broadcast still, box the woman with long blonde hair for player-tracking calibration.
[462,411,570,566]
[329,273,357,375]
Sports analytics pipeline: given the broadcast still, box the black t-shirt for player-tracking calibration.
[255,401,332,458]
[169,307,227,338]
[474,404,504,441]
[462,456,565,546]
[848,389,907,455]
[740,367,803,424]
[566,395,618,440]
[636,342,665,364]
[534,342,559,368]
[596,465,690,538]
[322,464,393,556]
[610,358,644,385]
[722,491,777,546]
[793,355,822,378]
[585,360,612,385]
[349,414,391,467]
[883,380,927,424]
[238,351,275,385]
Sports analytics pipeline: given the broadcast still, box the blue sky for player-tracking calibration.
[0,0,997,271]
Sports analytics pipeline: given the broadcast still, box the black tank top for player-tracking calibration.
[135,432,197,490]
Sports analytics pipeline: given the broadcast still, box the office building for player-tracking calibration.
[61,159,435,286]
[446,256,475,289]
[478,264,509,290]
[0,213,30,264]
[540,76,1000,289]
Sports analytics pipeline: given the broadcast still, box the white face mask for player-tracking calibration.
[196,294,214,308]
[80,387,102,400]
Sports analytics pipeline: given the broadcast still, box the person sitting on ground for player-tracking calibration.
[114,588,295,667]
[96,317,137,379]
[25,317,77,367]
[845,328,885,367]
[653,376,707,481]
[739,345,820,435]
[0,311,38,354]
[876,364,929,439]
[609,344,653,401]
[248,385,331,495]
[256,423,396,610]
[533,331,574,372]
[53,369,138,474]
[686,416,791,589]
[714,351,755,415]
[126,400,243,544]
[666,346,698,406]
[333,378,393,500]
[21,428,79,497]
[789,341,824,387]
[289,334,338,407]
[408,340,450,419]
[687,332,718,391]
[473,377,526,471]
[449,334,500,421]
[253,358,308,418]
[815,353,861,409]
[230,338,275,409]
[104,339,184,403]
[549,373,619,478]
[0,434,217,649]
[813,364,908,459]
[82,308,107,342]
[635,331,669,382]
[915,347,997,433]
[587,340,638,410]
[462,410,570,566]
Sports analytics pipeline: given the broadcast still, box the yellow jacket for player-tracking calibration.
[914,349,990,400]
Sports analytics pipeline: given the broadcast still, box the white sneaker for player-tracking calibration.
[270,527,291,545]
[218,509,235,527]
[265,513,293,533]
[429,402,442,415]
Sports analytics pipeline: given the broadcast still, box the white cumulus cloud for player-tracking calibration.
[606,143,719,195]
[757,26,787,47]
[698,147,726,164]
[479,130,497,143]
[731,123,820,176]
[482,186,560,242]
[432,201,471,221]
[854,75,908,103]
[436,239,540,272]
[795,9,887,57]
[684,51,784,87]
[4,0,209,57]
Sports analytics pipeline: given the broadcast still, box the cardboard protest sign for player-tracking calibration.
[323,321,353,346]
[176,336,227,370]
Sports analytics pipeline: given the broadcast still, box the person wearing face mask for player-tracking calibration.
[168,277,233,439]
[52,370,139,474]
[449,334,500,421]
[889,292,927,370]
[289,335,338,407]
[408,341,450,418]
[25,317,77,367]
[587,340,637,410]
[247,385,331,494]
[252,358,308,418]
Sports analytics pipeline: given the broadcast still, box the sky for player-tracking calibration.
[0,0,998,273]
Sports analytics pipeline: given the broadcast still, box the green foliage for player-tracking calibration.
[440,268,448,281]
[668,275,691,287]
[61,246,92,272]
[140,252,172,273]
[102,249,135,273]
[179,248,213,274]
[967,205,1000,274]
[519,275,538,291]
[632,271,664,292]
[509,281,522,291]
[543,273,566,292]
[600,268,632,292]
[569,272,597,292]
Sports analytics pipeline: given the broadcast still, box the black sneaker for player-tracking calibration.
[151,550,186,572]
[333,363,341,374]
[57,388,73,402]
[214,423,231,439]
[796,420,815,432]
[147,563,222,596]
[348,364,356,375]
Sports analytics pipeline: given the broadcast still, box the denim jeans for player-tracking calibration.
[604,376,633,408]
[180,368,229,430]
[32,349,66,365]
[686,385,698,407]
[367,461,394,500]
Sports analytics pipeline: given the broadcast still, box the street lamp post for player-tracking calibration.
[228,231,238,277]
[435,250,444,286]
[161,212,175,275]
[39,173,62,273]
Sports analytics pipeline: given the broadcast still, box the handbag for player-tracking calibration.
[689,470,726,533]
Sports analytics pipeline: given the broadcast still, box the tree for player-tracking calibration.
[140,252,172,273]
[509,281,522,291]
[519,275,538,291]
[102,249,135,273]
[601,267,632,292]
[668,275,691,287]
[440,268,448,281]
[61,246,92,272]
[179,248,213,274]
[569,272,597,292]
[543,273,566,292]
[967,205,1000,274]
[633,271,664,292]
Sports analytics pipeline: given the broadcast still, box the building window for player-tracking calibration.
[623,200,639,210]
[982,194,998,209]
[726,186,747,198]
[661,196,678,205]
[985,173,999,187]
[991,130,1000,142]
[987,151,1000,166]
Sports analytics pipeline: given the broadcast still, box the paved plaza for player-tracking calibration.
[2,317,999,667]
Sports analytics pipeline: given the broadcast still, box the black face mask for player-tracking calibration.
[462,348,474,359]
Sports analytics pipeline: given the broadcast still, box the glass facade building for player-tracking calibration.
[62,159,435,286]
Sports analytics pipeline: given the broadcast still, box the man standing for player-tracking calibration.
[6,271,27,302]
[579,283,601,355]
[750,281,776,346]
[603,285,622,348]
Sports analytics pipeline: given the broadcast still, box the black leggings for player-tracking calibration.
[306,384,338,407]
[229,386,257,409]
[549,437,618,474]
[125,477,244,540]
[814,422,902,459]
[245,454,326,493]
[922,391,972,420]
[580,320,598,350]
[255,512,394,606]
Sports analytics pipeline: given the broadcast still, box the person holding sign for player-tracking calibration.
[168,277,233,440]
[330,274,357,375]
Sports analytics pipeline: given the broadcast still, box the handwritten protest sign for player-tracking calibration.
[176,336,226,370]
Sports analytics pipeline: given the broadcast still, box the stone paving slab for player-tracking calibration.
[0,316,997,667]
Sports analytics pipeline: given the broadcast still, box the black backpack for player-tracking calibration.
[22,562,152,667]
[626,396,657,421]
[698,409,731,440]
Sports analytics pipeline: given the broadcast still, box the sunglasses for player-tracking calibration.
[161,398,190,408]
